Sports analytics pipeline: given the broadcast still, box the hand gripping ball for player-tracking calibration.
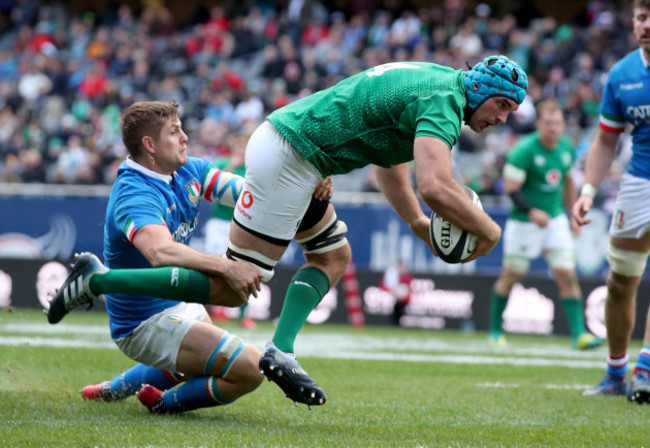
[429,186,483,264]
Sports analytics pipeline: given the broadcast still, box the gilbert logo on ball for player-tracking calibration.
[429,186,483,264]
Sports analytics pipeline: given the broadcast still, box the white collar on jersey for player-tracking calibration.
[640,48,650,68]
[125,156,174,185]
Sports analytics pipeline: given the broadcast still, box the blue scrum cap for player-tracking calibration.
[463,55,528,110]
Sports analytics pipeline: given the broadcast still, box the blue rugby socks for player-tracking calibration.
[109,363,185,399]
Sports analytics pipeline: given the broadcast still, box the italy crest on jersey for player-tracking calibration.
[185,179,201,206]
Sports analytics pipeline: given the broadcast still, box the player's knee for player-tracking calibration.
[235,347,264,393]
[497,272,524,293]
[546,249,576,271]
[503,255,530,275]
[336,240,352,267]
[305,242,351,285]
[606,271,638,302]
[226,244,276,282]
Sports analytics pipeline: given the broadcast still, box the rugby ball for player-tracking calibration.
[429,186,483,264]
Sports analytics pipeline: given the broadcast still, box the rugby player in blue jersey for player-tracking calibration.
[46,101,331,413]
[573,0,650,402]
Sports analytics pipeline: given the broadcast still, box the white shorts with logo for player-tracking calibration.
[114,302,208,372]
[232,121,323,241]
[609,173,650,240]
[503,213,574,259]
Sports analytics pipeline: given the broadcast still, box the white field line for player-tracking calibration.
[0,336,116,349]
[0,322,609,370]
[0,323,607,360]
[475,382,589,390]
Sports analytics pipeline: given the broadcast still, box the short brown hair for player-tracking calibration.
[535,98,563,119]
[120,101,180,157]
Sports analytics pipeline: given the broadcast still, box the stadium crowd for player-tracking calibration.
[0,0,633,207]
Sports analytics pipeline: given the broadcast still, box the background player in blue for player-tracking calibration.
[48,101,266,414]
[573,0,650,403]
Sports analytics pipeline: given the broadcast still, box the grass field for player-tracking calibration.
[1,308,648,448]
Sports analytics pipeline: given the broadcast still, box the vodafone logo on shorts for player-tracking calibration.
[237,190,253,221]
[241,190,254,208]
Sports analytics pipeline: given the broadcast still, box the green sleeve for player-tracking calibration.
[407,92,463,150]
[506,140,530,171]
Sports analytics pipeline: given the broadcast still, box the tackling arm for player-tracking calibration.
[203,169,244,207]
[132,224,261,302]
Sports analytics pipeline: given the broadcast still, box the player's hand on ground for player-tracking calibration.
[313,176,333,201]
[223,260,263,304]
[571,195,593,227]
[528,208,550,228]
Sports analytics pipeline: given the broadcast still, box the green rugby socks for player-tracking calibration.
[89,267,211,304]
[561,297,586,338]
[272,266,330,353]
[489,289,509,334]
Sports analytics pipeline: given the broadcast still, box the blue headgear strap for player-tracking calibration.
[463,55,528,110]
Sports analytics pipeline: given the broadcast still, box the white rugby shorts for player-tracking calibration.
[609,173,650,239]
[114,302,208,372]
[232,121,323,241]
[503,213,574,259]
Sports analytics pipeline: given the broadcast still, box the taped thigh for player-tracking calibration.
[607,245,649,277]
[295,213,349,254]
[503,255,530,274]
[226,243,277,282]
[544,249,576,270]
[203,331,247,378]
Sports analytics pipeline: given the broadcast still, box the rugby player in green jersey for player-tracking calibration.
[224,55,528,407]
[488,99,604,350]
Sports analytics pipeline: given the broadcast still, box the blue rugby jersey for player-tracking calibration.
[599,49,650,179]
[103,156,242,339]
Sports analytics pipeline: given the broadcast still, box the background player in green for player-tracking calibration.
[226,55,529,407]
[488,99,604,350]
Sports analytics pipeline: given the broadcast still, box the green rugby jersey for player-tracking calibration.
[506,131,575,222]
[267,62,466,176]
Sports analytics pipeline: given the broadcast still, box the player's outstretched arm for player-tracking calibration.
[133,224,262,304]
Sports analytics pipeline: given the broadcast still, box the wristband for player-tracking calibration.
[581,183,597,197]
[509,190,532,213]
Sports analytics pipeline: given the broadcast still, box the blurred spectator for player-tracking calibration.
[380,260,413,326]
[18,59,52,103]
[0,0,636,197]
